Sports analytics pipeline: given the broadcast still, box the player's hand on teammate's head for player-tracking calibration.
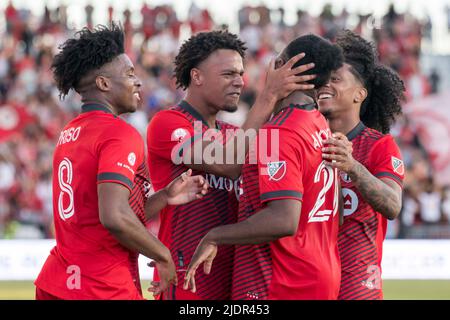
[322,132,356,172]
[147,260,178,297]
[262,52,317,102]
[166,169,210,206]
[183,237,218,293]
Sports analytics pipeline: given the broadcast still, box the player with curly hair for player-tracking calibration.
[183,34,345,300]
[146,29,317,300]
[317,30,406,300]
[35,23,209,300]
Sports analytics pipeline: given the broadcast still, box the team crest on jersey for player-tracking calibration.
[342,188,358,216]
[391,156,404,175]
[128,152,136,166]
[267,161,286,181]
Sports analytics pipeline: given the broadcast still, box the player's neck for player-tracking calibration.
[274,91,314,114]
[81,96,116,115]
[327,114,361,136]
[184,93,217,128]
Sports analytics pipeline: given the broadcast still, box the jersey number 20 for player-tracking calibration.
[58,157,75,221]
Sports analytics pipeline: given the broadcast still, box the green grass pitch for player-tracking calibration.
[0,280,449,300]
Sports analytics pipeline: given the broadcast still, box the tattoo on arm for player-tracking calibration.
[348,162,402,220]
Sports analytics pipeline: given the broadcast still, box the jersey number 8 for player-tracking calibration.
[58,157,75,221]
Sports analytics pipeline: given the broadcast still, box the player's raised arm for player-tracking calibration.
[180,53,316,180]
[322,133,402,220]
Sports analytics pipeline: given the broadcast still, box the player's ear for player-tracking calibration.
[190,68,203,86]
[354,87,367,103]
[95,75,111,92]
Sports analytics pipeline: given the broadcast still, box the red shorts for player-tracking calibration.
[35,287,62,300]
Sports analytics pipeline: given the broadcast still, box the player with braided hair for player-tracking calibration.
[317,29,406,299]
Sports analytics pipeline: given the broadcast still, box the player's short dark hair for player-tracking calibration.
[52,22,125,99]
[336,30,405,133]
[282,34,343,88]
[174,30,247,90]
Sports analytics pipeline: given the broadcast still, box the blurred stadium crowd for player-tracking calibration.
[0,2,449,239]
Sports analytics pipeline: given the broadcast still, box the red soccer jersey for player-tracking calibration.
[232,104,341,300]
[147,100,239,300]
[35,104,146,300]
[338,122,404,300]
[128,159,152,294]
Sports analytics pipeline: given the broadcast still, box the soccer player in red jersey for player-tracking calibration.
[183,34,344,300]
[34,24,208,300]
[147,30,317,300]
[317,30,405,300]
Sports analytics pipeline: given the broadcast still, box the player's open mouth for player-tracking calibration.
[134,92,141,102]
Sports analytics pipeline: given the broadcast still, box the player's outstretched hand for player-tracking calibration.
[183,237,217,293]
[165,169,209,205]
[147,259,178,297]
[263,52,317,102]
[322,132,355,172]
